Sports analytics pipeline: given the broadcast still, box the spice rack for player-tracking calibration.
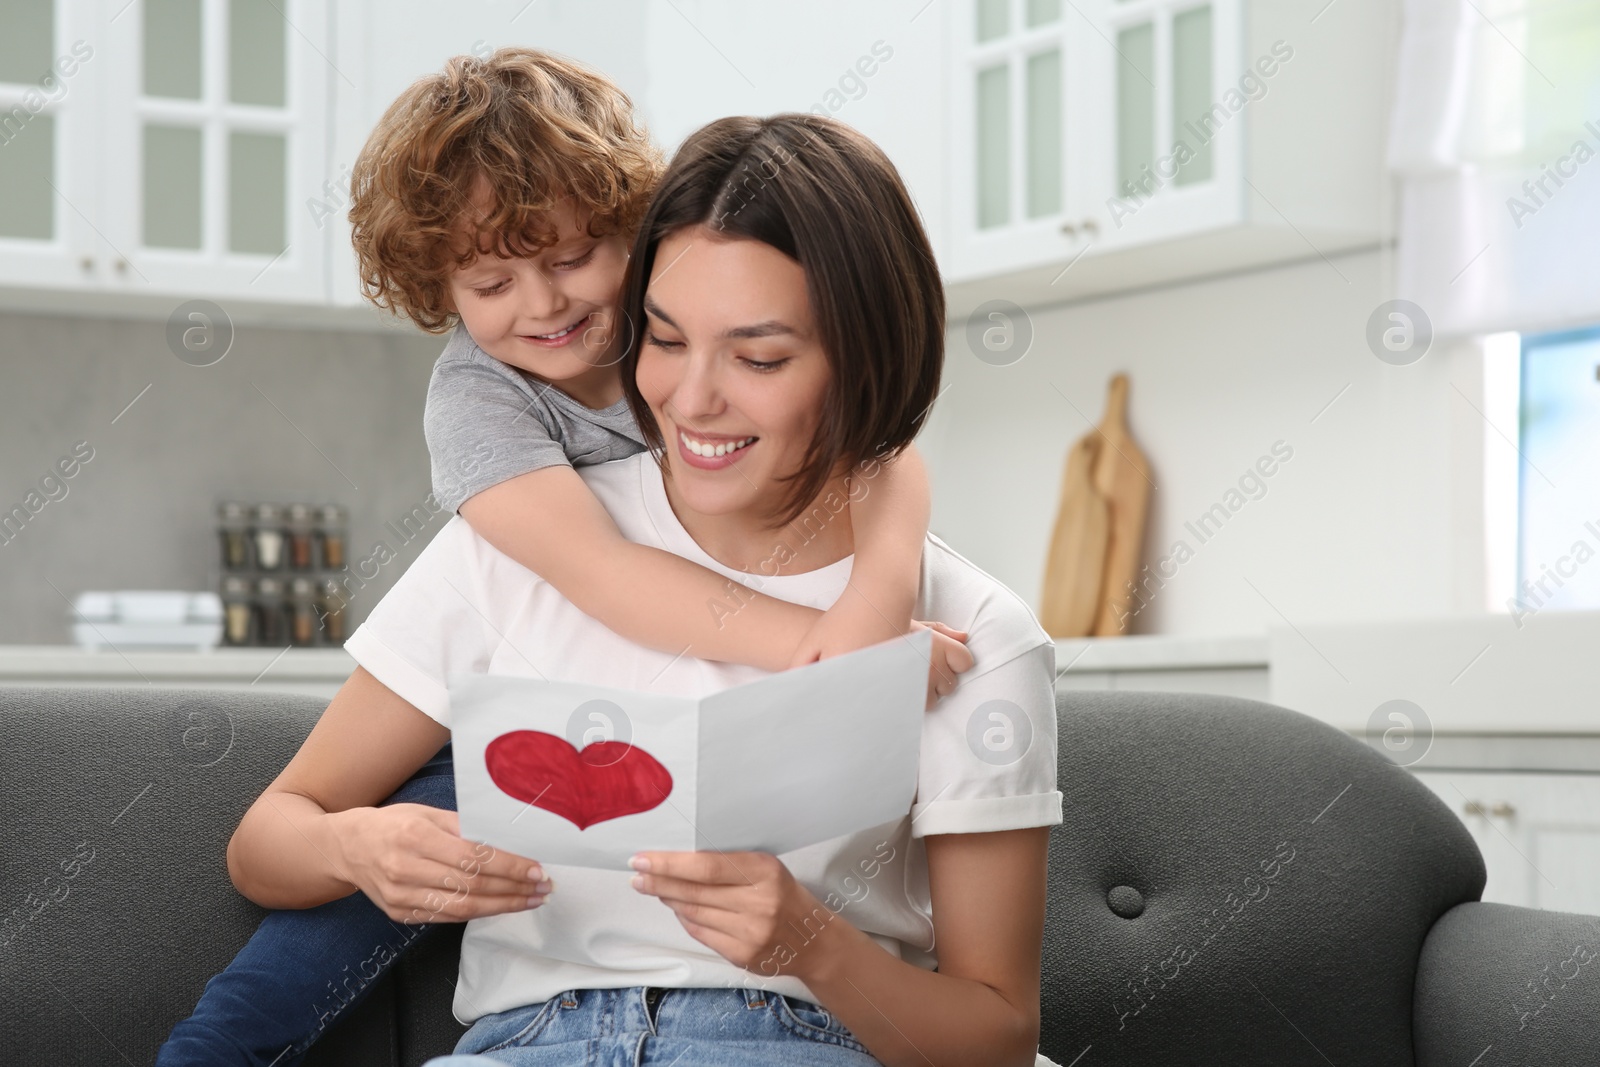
[216,501,350,648]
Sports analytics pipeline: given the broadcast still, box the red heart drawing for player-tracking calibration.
[484,730,673,830]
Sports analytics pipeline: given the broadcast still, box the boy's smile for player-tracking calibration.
[445,184,631,410]
[519,312,596,348]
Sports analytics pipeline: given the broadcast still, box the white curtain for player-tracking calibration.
[1388,0,1600,338]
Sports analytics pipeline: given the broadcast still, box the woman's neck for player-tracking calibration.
[660,465,856,576]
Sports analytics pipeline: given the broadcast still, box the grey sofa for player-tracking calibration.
[3,684,1598,1066]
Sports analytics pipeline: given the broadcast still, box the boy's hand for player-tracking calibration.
[917,620,975,709]
[787,601,973,710]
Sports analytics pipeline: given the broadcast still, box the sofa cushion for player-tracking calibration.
[1414,900,1600,1066]
[0,685,460,1066]
[1039,689,1487,1066]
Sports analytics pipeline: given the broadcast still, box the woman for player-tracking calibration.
[226,113,1061,1067]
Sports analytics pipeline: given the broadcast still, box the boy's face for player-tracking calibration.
[444,187,630,397]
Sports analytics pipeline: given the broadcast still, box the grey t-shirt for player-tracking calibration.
[424,323,649,514]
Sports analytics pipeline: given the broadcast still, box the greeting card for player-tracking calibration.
[448,628,931,870]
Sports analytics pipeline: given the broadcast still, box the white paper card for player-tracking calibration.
[449,628,931,870]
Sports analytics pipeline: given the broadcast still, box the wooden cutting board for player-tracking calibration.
[1038,374,1152,638]
[1090,374,1152,635]
[1039,429,1110,638]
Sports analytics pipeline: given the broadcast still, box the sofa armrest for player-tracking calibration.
[1414,901,1600,1066]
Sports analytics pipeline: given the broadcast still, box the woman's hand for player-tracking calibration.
[330,803,552,923]
[628,850,848,982]
[787,604,974,710]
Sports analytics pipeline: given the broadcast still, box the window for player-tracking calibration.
[1515,325,1600,613]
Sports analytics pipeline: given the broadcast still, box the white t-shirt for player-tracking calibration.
[345,452,1062,1022]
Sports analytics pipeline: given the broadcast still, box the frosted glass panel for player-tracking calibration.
[1026,49,1062,218]
[977,0,1010,42]
[0,0,52,84]
[230,0,286,106]
[1116,24,1154,198]
[976,64,1010,228]
[0,114,54,239]
[1026,0,1062,25]
[229,131,286,253]
[1173,6,1214,186]
[144,124,203,249]
[145,0,203,100]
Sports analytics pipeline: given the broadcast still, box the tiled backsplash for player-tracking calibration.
[0,308,447,645]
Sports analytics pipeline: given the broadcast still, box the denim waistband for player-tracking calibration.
[456,983,877,1062]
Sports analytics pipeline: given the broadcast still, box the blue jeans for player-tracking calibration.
[157,744,459,1067]
[424,986,882,1065]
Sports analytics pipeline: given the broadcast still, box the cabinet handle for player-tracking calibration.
[1489,801,1516,818]
[1462,800,1486,816]
[1082,218,1100,237]
[114,258,128,274]
[79,256,94,272]
[1060,221,1077,238]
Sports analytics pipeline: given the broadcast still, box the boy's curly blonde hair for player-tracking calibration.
[349,48,662,332]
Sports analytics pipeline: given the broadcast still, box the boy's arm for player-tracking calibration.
[834,444,932,642]
[789,444,931,659]
[460,465,821,671]
[788,445,975,704]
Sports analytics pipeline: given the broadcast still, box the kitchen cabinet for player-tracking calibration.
[0,0,331,304]
[942,0,1392,313]
[1411,770,1600,916]
[0,0,104,290]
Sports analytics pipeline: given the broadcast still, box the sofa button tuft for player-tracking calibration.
[1107,885,1145,918]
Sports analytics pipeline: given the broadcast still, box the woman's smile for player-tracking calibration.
[674,425,759,469]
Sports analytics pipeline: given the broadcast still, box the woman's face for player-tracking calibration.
[635,225,833,525]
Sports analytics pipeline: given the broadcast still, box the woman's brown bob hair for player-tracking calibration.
[619,114,945,531]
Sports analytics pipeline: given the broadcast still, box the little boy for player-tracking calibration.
[158,48,968,1066]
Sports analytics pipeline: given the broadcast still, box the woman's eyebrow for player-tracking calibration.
[642,296,796,339]
[723,320,796,340]
[642,295,677,327]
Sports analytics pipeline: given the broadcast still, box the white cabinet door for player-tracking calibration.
[97,0,331,303]
[1071,0,1243,251]
[946,0,1089,281]
[1411,771,1600,916]
[0,0,103,289]
[945,0,1244,282]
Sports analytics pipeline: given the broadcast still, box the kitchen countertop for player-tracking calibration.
[1269,611,1600,735]
[4,636,1269,681]
[1054,633,1268,673]
[0,644,355,694]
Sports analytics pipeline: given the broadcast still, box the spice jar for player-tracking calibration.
[318,505,347,569]
[255,576,288,646]
[252,504,286,571]
[286,504,316,570]
[289,577,318,646]
[221,576,253,646]
[218,501,250,570]
[316,578,347,644]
